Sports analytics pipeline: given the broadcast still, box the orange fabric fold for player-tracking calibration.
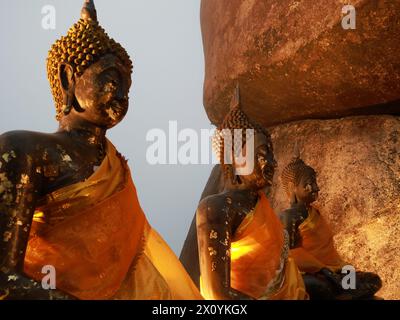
[24,139,203,300]
[292,207,346,273]
[290,248,325,274]
[24,140,146,300]
[266,256,309,300]
[230,193,307,300]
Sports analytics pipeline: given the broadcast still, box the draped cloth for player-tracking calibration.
[24,139,202,300]
[290,207,346,274]
[202,192,307,300]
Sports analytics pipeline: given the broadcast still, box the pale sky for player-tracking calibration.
[0,0,213,254]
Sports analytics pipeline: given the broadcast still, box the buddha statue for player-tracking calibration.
[195,86,308,300]
[279,157,382,300]
[0,0,201,300]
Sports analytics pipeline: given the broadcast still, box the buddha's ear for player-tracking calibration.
[59,63,75,92]
[58,63,76,115]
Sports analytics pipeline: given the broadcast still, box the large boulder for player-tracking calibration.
[201,0,400,127]
[269,115,400,300]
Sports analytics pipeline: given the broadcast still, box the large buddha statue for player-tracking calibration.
[195,86,308,300]
[279,157,382,300]
[0,0,201,300]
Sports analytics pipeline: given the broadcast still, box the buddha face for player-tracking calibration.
[294,172,320,205]
[60,53,132,129]
[236,132,277,189]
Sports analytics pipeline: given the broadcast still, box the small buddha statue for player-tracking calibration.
[0,0,201,300]
[279,157,382,300]
[195,86,308,300]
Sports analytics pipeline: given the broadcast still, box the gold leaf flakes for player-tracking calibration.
[208,247,217,256]
[3,231,12,242]
[20,174,30,185]
[62,203,72,210]
[62,154,72,162]
[7,274,18,282]
[2,153,10,163]
[209,230,218,240]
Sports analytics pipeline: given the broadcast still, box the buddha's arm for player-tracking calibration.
[279,209,303,248]
[179,164,224,288]
[0,136,73,299]
[279,209,326,273]
[196,197,253,300]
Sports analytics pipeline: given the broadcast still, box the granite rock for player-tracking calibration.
[269,115,400,300]
[201,0,400,126]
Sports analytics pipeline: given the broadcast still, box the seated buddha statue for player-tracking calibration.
[195,86,308,300]
[279,157,382,300]
[0,0,202,300]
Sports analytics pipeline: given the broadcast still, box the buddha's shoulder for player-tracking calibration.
[197,191,238,218]
[0,130,59,152]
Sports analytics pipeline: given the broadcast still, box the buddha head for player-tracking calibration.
[47,0,133,128]
[281,157,320,206]
[212,85,277,190]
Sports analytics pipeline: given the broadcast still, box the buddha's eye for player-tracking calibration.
[257,154,267,165]
[305,184,312,192]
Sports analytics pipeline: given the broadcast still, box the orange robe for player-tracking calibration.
[24,139,202,300]
[201,192,308,300]
[290,207,346,274]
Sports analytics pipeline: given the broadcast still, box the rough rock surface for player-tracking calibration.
[201,0,400,127]
[269,115,400,300]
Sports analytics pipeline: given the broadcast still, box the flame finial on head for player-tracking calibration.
[211,83,273,183]
[81,0,98,21]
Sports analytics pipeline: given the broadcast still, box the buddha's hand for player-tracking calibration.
[0,271,76,300]
[319,268,343,290]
